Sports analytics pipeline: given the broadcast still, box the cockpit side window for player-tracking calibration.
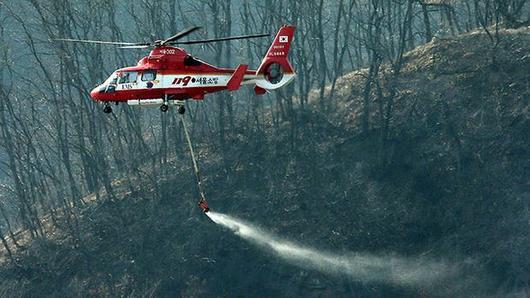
[118,72,138,84]
[141,70,157,81]
[118,73,126,84]
[184,55,202,66]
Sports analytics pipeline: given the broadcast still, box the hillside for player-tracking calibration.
[1,27,529,297]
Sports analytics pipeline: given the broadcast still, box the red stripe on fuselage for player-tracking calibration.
[92,86,227,102]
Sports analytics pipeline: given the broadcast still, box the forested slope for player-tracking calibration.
[0,27,529,297]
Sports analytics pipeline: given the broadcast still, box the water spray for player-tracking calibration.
[206,211,456,287]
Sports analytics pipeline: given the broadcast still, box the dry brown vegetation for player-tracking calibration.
[1,26,528,296]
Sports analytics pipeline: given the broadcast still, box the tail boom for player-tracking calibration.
[254,25,296,91]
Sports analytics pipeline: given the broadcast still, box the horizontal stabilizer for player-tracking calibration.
[254,86,267,95]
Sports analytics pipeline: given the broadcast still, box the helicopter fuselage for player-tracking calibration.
[90,46,264,102]
[89,25,296,112]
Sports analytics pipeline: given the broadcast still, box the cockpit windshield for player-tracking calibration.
[98,72,119,93]
[104,72,118,85]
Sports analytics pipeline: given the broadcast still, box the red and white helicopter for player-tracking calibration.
[58,25,295,114]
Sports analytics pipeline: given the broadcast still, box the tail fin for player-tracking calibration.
[227,64,248,91]
[255,25,296,91]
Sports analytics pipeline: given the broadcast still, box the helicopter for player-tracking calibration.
[57,25,295,114]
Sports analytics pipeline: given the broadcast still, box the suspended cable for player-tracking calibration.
[180,112,209,212]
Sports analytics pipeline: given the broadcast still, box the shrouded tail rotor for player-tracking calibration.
[255,25,296,91]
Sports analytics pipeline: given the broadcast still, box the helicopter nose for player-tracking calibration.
[90,87,101,101]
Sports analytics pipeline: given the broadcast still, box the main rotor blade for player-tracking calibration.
[119,44,152,49]
[162,26,202,45]
[54,38,141,46]
[173,33,269,45]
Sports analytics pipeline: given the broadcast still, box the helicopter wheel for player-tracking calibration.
[160,104,169,112]
[103,105,112,114]
[178,106,185,114]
